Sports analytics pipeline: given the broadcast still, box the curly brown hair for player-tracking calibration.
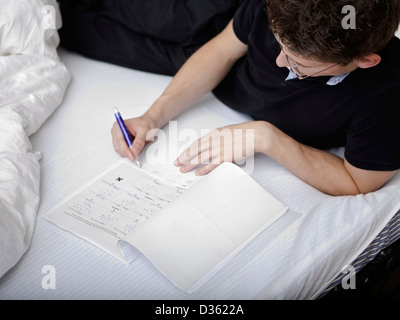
[266,0,400,65]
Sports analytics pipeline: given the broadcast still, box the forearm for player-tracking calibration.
[256,121,361,196]
[143,20,247,128]
[145,44,237,128]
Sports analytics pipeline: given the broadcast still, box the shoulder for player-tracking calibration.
[344,66,400,171]
[342,37,400,117]
[350,37,400,88]
[233,0,270,44]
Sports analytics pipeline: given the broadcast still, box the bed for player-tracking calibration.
[0,2,400,300]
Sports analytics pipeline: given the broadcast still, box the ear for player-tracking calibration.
[355,53,381,69]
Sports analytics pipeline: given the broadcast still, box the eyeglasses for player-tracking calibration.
[285,55,338,80]
[274,34,338,80]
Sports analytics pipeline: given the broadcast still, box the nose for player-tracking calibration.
[276,50,289,68]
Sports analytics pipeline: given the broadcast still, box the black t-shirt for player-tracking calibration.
[213,0,400,171]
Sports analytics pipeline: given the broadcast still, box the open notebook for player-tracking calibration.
[45,158,287,293]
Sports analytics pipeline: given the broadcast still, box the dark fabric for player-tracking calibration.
[58,0,243,75]
[213,0,400,171]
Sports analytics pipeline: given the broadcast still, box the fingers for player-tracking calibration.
[175,130,225,175]
[112,116,159,163]
[175,133,212,166]
[175,126,254,175]
[176,148,223,176]
[111,121,136,162]
[131,131,146,155]
[112,119,148,162]
[178,148,218,174]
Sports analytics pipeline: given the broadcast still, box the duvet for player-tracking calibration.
[0,0,71,277]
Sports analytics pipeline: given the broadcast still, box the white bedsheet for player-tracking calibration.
[0,39,399,300]
[0,0,70,278]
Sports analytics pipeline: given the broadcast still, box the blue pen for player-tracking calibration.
[113,108,141,168]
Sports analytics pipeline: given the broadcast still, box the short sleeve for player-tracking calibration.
[345,87,400,171]
[232,0,262,44]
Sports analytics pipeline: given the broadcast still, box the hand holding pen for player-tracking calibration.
[113,108,141,167]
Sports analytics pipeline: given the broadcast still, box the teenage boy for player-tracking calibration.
[59,0,400,196]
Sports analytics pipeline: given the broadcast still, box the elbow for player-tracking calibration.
[327,186,363,197]
[328,177,390,197]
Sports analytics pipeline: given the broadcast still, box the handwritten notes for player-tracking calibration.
[139,161,200,189]
[46,160,288,292]
[68,164,184,238]
[46,161,188,260]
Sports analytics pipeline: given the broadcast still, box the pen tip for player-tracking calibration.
[113,107,119,114]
